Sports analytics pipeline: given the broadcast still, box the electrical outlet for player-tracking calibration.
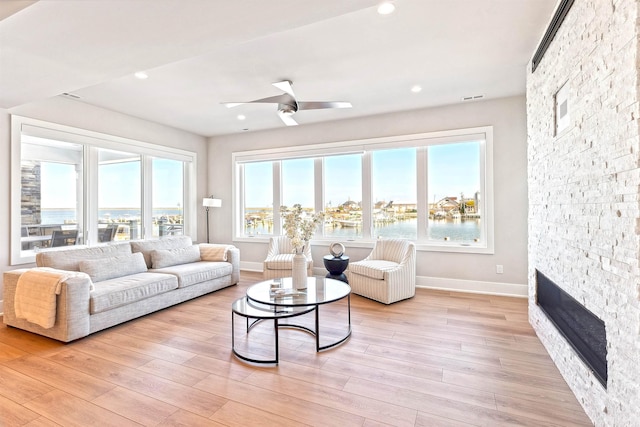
[496,265,504,274]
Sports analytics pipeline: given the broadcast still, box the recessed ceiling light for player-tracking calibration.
[237,114,246,120]
[377,2,395,15]
[411,85,422,93]
[134,71,148,80]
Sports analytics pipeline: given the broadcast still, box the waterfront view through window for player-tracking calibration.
[15,117,195,263]
[237,128,490,248]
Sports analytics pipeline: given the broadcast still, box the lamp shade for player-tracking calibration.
[203,198,222,208]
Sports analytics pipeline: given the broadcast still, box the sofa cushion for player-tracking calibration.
[89,272,178,314]
[151,245,201,269]
[130,236,193,268]
[349,260,399,280]
[36,243,132,271]
[152,261,232,288]
[79,252,147,283]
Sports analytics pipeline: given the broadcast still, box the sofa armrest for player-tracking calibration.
[3,269,93,342]
[198,243,241,285]
[226,246,241,285]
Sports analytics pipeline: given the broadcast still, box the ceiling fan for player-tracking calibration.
[222,80,352,126]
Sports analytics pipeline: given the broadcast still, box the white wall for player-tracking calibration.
[209,95,529,295]
[0,97,208,313]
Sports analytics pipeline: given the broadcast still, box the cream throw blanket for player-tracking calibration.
[14,268,91,329]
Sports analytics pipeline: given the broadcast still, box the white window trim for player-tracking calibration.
[11,115,197,265]
[232,126,494,254]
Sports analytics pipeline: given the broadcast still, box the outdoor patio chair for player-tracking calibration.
[50,229,79,247]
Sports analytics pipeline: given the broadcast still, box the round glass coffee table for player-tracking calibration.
[235,276,351,363]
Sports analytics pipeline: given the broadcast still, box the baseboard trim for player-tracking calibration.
[417,276,527,298]
[239,263,526,298]
[240,261,264,272]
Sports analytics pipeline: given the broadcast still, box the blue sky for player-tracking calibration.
[42,142,479,211]
[41,158,183,209]
[244,141,480,208]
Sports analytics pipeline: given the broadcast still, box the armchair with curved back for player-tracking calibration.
[346,238,416,304]
[263,235,313,280]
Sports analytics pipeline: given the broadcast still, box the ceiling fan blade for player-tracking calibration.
[277,110,298,126]
[297,101,352,110]
[272,80,295,97]
[222,94,292,108]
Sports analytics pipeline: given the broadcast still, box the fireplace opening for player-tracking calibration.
[535,270,607,388]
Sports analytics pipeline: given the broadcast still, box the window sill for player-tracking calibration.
[233,236,493,254]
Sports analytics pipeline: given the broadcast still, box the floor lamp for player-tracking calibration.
[202,197,222,243]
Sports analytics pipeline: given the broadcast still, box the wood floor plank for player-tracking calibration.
[0,271,590,426]
[91,386,179,426]
[156,409,227,426]
[195,373,366,426]
[88,331,199,365]
[47,348,227,418]
[4,355,117,401]
[495,393,592,426]
[23,416,62,427]
[415,411,479,427]
[343,377,564,427]
[181,354,257,382]
[321,357,496,410]
[210,400,309,426]
[242,369,418,426]
[23,389,140,427]
[327,347,444,381]
[0,364,55,404]
[0,393,41,426]
[136,358,211,386]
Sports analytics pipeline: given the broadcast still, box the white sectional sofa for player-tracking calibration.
[2,236,239,342]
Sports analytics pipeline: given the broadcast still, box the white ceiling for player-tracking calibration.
[0,0,557,137]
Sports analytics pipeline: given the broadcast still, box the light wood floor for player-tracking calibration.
[0,271,591,426]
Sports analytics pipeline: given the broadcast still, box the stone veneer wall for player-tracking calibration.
[21,161,41,225]
[527,0,640,425]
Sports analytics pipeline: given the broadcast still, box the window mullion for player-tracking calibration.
[273,161,282,234]
[361,152,372,239]
[416,147,428,241]
[142,155,153,239]
[314,158,324,236]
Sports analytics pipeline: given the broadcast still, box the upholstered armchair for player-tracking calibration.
[346,238,416,304]
[263,235,313,279]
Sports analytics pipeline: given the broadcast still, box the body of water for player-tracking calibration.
[247,218,481,242]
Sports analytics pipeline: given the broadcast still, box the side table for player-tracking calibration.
[323,255,349,283]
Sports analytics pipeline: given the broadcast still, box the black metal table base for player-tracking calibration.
[231,295,351,365]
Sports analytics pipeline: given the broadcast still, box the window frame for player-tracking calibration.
[11,115,197,265]
[232,126,494,254]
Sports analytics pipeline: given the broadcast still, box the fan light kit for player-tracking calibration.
[222,80,352,126]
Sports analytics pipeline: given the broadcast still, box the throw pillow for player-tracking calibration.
[79,252,147,283]
[130,236,193,268]
[151,245,201,269]
[199,243,233,261]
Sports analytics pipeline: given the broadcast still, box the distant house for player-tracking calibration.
[431,197,460,213]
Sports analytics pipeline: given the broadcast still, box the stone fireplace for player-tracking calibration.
[527,0,640,425]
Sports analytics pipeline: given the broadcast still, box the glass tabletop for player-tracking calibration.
[247,276,351,307]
